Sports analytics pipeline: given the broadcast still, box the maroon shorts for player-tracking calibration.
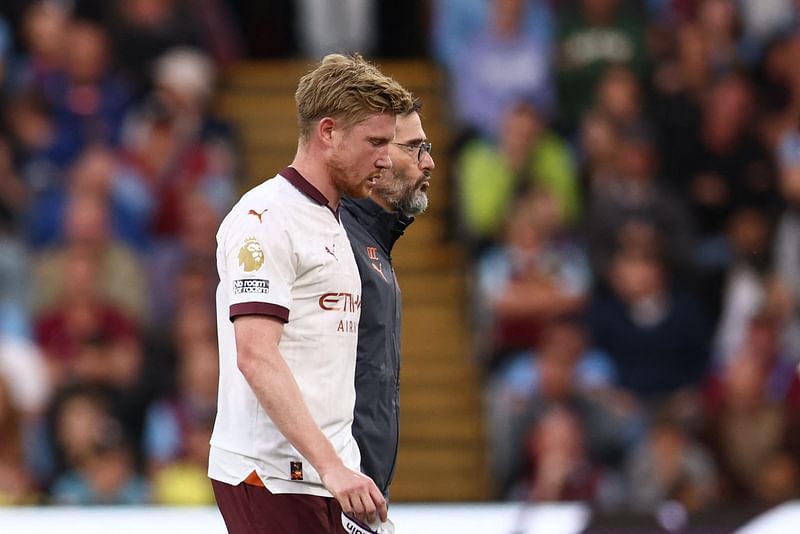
[211,479,347,534]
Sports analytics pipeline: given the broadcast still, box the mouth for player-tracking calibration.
[419,178,431,191]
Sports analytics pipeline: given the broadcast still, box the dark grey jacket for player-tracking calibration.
[340,197,413,497]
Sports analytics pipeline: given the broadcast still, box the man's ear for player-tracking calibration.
[317,117,337,147]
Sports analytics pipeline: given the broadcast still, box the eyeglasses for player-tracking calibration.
[391,141,432,162]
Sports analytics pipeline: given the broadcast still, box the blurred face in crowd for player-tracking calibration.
[55,392,109,465]
[582,0,621,23]
[697,0,737,37]
[727,207,770,260]
[704,75,754,147]
[122,0,177,28]
[722,353,767,410]
[64,21,110,84]
[500,102,544,154]
[617,136,655,182]
[609,249,666,303]
[23,1,69,64]
[528,408,586,462]
[373,111,434,217]
[492,0,525,36]
[64,193,110,247]
[597,67,640,121]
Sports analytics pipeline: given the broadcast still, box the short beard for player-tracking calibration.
[375,168,429,217]
[394,187,428,217]
[328,152,369,198]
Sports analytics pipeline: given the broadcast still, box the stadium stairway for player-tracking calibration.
[216,60,490,501]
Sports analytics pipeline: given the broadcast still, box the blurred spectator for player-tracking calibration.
[577,110,621,193]
[475,187,590,370]
[117,47,236,244]
[432,0,554,72]
[0,375,38,504]
[146,193,218,326]
[34,244,138,387]
[49,418,149,505]
[145,339,217,505]
[737,0,799,62]
[144,339,217,470]
[755,32,800,148]
[0,14,10,92]
[513,406,613,503]
[625,415,718,513]
[150,414,215,505]
[773,126,800,362]
[701,352,797,504]
[456,100,579,250]
[695,0,741,73]
[294,0,377,58]
[651,22,713,163]
[72,334,151,456]
[712,206,776,363]
[584,124,694,283]
[663,73,777,252]
[44,384,114,480]
[105,0,204,93]
[707,315,798,411]
[589,246,712,402]
[556,0,648,132]
[0,193,51,419]
[35,19,133,161]
[10,1,70,94]
[24,145,153,251]
[449,0,555,139]
[0,135,28,221]
[593,65,647,134]
[31,186,148,322]
[225,1,298,58]
[487,320,625,497]
[6,90,76,206]
[752,450,800,507]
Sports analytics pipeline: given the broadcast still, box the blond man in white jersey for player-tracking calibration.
[209,54,413,533]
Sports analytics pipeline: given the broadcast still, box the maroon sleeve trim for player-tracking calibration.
[230,302,289,323]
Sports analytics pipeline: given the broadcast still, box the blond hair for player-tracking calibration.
[295,54,414,140]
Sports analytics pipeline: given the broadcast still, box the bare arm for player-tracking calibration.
[234,315,387,523]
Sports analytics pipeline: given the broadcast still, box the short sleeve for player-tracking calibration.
[222,205,295,323]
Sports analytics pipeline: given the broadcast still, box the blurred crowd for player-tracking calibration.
[1,0,800,518]
[446,0,800,517]
[0,0,242,506]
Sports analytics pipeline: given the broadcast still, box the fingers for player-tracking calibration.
[325,467,387,525]
[357,491,377,525]
[368,482,388,523]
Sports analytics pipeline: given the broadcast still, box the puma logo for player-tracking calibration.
[248,209,268,223]
[325,244,338,262]
[371,262,388,282]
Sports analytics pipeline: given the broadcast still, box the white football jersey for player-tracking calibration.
[209,167,362,497]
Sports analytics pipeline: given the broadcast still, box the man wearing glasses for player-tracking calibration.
[341,99,434,506]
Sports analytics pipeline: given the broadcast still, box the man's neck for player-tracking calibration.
[370,193,394,213]
[290,153,339,210]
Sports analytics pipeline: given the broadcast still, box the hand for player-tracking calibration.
[319,462,387,525]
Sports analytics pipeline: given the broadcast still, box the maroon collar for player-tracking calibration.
[280,166,339,219]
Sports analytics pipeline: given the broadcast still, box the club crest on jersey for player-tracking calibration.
[290,461,303,481]
[238,237,265,272]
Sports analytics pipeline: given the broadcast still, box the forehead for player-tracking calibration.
[347,112,396,138]
[395,112,424,141]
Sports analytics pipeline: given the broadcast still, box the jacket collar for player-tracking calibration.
[341,196,414,254]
